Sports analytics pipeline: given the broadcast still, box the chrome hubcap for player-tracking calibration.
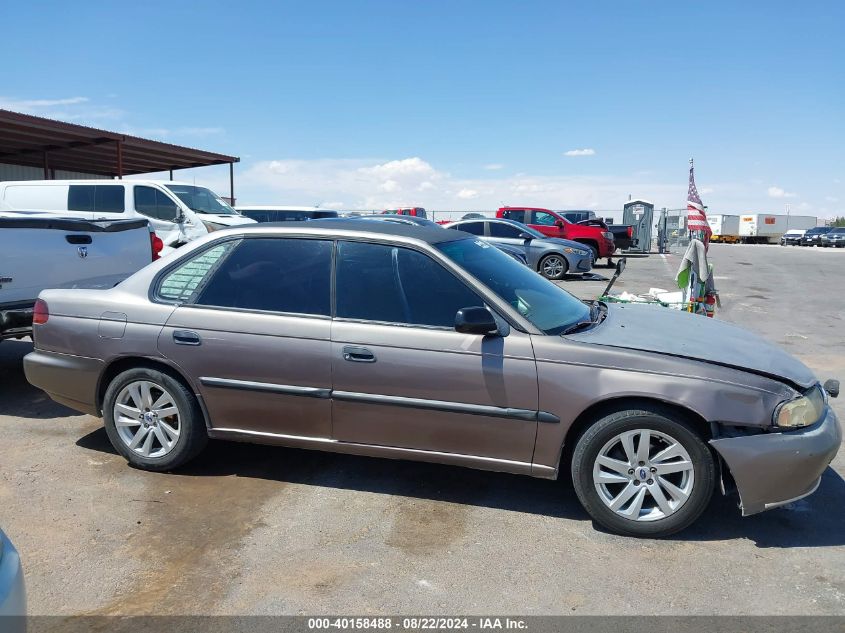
[114,380,181,458]
[592,429,694,522]
[542,256,565,277]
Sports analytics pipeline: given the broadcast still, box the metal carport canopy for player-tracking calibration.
[0,109,239,193]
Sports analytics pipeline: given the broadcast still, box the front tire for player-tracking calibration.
[539,253,569,280]
[103,367,208,471]
[571,407,716,537]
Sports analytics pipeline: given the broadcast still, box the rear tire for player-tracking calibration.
[571,407,716,537]
[103,367,208,472]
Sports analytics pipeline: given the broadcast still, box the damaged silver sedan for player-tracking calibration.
[22,221,842,537]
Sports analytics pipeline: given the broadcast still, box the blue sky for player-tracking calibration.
[1,1,843,216]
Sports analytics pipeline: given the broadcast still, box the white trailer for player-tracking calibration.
[738,213,817,244]
[707,214,741,243]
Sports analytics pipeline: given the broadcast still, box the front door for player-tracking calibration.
[330,240,539,465]
[157,237,334,438]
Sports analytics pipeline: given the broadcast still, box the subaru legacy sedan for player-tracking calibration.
[24,221,841,537]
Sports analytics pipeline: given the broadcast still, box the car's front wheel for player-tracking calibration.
[103,367,208,471]
[539,253,568,280]
[571,407,716,537]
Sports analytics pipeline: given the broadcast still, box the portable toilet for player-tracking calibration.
[622,199,654,253]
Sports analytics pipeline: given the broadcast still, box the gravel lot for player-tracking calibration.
[1,243,843,616]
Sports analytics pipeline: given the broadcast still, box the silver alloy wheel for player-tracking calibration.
[592,428,695,522]
[113,380,181,458]
[541,255,566,278]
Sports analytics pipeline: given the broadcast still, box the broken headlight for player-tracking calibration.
[773,385,826,429]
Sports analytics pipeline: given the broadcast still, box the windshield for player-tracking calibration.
[165,185,238,215]
[437,238,591,334]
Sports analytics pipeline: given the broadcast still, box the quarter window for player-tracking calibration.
[336,241,483,327]
[195,238,332,316]
[158,243,235,303]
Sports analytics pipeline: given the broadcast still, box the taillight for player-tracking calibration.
[627,226,633,238]
[33,299,49,325]
[150,232,164,261]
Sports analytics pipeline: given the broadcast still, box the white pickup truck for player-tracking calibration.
[0,214,158,341]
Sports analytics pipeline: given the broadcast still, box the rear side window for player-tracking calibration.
[336,241,482,327]
[158,243,235,303]
[134,186,179,221]
[454,221,484,235]
[500,209,525,223]
[489,222,523,238]
[240,210,270,222]
[195,238,332,316]
[68,185,125,213]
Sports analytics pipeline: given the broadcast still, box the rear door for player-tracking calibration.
[330,240,539,465]
[157,237,334,438]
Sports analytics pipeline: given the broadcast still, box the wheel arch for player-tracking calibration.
[96,356,201,417]
[561,396,712,463]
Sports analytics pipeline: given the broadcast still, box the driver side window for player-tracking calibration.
[532,211,558,226]
[134,186,180,221]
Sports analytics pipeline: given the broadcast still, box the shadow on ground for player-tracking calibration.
[0,339,77,419]
[76,426,845,549]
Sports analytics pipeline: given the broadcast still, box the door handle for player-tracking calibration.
[173,330,201,346]
[342,346,376,363]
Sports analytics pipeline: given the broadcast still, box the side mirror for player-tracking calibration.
[616,258,626,275]
[455,306,499,336]
[519,232,533,241]
[554,219,565,228]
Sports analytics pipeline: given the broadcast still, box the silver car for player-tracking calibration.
[445,218,593,279]
[0,529,25,625]
[22,220,842,537]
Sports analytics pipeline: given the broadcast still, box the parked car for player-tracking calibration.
[444,218,592,279]
[462,213,487,220]
[780,229,806,246]
[382,207,427,218]
[801,226,832,246]
[558,211,634,252]
[353,215,527,264]
[496,207,615,265]
[820,227,845,247]
[236,206,339,223]
[24,220,841,537]
[0,528,26,622]
[0,180,255,249]
[357,214,439,227]
[0,215,161,342]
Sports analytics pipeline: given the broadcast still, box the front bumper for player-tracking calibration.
[710,407,841,515]
[574,254,593,272]
[0,531,26,621]
[23,349,104,417]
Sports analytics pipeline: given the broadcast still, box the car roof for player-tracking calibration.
[255,218,466,244]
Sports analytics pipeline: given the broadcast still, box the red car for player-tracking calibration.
[382,207,427,218]
[496,207,615,263]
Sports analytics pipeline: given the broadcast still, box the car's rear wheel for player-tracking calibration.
[539,253,568,280]
[103,367,207,471]
[571,407,716,537]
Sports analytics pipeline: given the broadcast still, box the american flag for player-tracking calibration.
[686,160,712,246]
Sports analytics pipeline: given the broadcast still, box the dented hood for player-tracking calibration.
[566,303,817,388]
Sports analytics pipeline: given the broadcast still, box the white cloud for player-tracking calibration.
[483,163,504,170]
[564,148,596,157]
[767,186,796,199]
[825,196,839,202]
[457,188,480,200]
[0,96,89,109]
